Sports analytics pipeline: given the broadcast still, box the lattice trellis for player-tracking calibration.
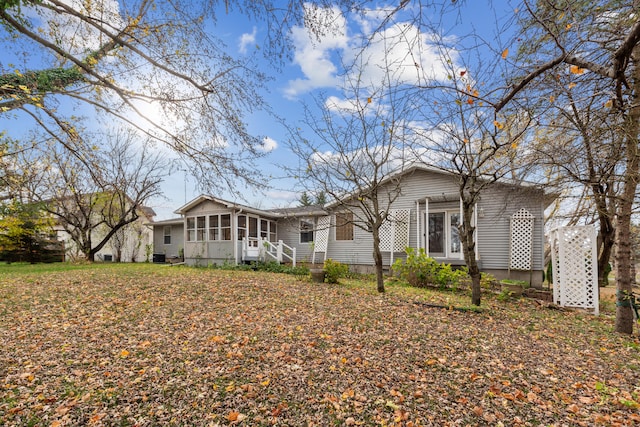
[380,210,410,263]
[312,216,331,264]
[549,226,599,314]
[509,208,534,271]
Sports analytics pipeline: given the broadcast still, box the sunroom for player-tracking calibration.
[176,195,290,266]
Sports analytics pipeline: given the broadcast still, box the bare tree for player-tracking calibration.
[0,0,363,191]
[374,0,640,330]
[286,56,421,293]
[410,50,534,306]
[13,129,168,261]
[487,0,640,334]
[524,80,624,287]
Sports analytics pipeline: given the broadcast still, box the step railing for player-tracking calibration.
[259,238,296,267]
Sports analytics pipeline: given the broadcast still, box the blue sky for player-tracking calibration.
[0,1,506,220]
[153,2,501,218]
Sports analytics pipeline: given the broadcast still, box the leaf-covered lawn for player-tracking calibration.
[1,265,639,426]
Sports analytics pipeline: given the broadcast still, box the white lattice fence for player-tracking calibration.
[312,216,331,264]
[509,208,534,271]
[549,226,599,314]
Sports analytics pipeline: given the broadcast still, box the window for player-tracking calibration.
[335,212,353,241]
[163,226,172,245]
[221,214,231,240]
[208,215,219,241]
[237,215,246,241]
[300,219,314,243]
[260,219,269,239]
[186,216,205,242]
[269,221,277,242]
[197,216,206,241]
[208,213,232,241]
[428,211,461,258]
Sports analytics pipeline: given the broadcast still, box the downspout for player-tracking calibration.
[459,196,464,260]
[474,202,479,261]
[425,197,429,255]
[415,200,420,251]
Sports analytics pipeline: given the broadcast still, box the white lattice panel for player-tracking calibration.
[379,213,393,252]
[312,216,330,264]
[379,209,410,252]
[314,216,330,252]
[550,226,598,314]
[550,229,561,303]
[509,208,534,270]
[392,209,410,252]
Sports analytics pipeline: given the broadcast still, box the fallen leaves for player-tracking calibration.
[1,264,639,426]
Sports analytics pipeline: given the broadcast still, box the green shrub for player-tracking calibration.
[323,259,349,284]
[392,247,468,290]
[213,261,309,276]
[480,272,497,289]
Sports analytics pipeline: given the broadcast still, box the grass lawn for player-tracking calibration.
[1,263,639,426]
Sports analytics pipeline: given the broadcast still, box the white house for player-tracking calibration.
[151,165,555,287]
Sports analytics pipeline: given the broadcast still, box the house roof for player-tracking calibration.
[172,164,557,220]
[266,205,327,217]
[174,194,280,218]
[324,162,555,208]
[174,194,328,219]
[148,217,184,226]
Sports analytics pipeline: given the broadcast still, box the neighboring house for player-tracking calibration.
[54,205,156,263]
[151,165,554,287]
[150,217,185,262]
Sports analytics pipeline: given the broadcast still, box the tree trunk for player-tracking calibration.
[372,228,385,293]
[596,219,615,287]
[615,42,640,334]
[461,197,481,306]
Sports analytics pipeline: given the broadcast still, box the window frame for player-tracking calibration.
[186,216,206,242]
[237,214,247,241]
[163,226,172,245]
[208,213,232,241]
[299,218,315,244]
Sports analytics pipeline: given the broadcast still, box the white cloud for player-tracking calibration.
[239,27,257,54]
[260,136,278,152]
[350,22,455,88]
[283,5,349,99]
[265,190,299,204]
[285,7,459,98]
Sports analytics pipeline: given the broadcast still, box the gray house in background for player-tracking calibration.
[150,165,554,287]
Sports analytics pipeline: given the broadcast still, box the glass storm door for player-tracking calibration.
[428,212,445,257]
